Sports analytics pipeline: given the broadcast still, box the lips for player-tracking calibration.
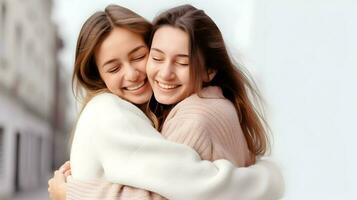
[155,80,180,90]
[124,80,146,91]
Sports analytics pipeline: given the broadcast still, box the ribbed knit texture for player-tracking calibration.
[162,86,254,166]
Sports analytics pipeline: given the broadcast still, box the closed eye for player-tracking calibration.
[176,62,189,66]
[152,57,163,62]
[108,66,121,73]
[131,54,146,62]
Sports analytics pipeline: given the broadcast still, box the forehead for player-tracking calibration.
[96,27,146,59]
[151,26,189,54]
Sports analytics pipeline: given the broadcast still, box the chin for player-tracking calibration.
[155,96,176,105]
[133,95,152,105]
[131,99,148,105]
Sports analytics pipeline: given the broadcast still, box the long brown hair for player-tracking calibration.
[72,4,152,107]
[68,5,159,144]
[150,4,270,156]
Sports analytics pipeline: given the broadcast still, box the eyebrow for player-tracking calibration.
[151,48,189,58]
[102,45,146,68]
[128,45,146,55]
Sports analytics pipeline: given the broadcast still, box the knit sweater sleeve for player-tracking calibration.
[69,93,284,200]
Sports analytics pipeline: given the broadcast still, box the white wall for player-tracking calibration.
[247,1,357,199]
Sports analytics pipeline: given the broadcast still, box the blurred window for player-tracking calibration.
[15,24,23,51]
[0,127,4,178]
[1,2,7,62]
[1,2,6,33]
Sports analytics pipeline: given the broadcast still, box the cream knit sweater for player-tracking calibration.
[68,87,284,200]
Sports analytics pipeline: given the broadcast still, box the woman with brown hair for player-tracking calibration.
[48,4,283,200]
[146,4,269,166]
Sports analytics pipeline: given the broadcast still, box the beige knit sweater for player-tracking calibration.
[67,87,279,200]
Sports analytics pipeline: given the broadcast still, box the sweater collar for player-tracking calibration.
[198,86,225,99]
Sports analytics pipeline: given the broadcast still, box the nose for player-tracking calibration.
[124,64,140,82]
[158,62,175,80]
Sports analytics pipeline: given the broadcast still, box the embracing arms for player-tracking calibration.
[70,93,284,200]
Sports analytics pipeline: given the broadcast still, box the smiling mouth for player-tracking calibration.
[125,80,146,91]
[156,81,180,90]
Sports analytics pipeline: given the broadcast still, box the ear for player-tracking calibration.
[204,69,217,82]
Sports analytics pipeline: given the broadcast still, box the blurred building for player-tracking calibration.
[0,0,70,199]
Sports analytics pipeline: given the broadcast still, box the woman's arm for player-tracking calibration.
[70,93,284,200]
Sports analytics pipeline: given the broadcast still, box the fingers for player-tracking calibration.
[54,170,60,176]
[48,178,53,197]
[48,172,66,200]
[57,170,66,178]
[59,161,71,174]
[64,169,72,178]
[48,178,53,187]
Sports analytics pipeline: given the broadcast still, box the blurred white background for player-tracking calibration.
[53,1,357,198]
[1,0,356,199]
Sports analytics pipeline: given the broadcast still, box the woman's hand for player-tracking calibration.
[48,161,71,200]
[48,170,66,200]
[59,161,72,178]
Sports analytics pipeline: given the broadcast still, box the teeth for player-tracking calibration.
[126,81,145,91]
[157,81,178,89]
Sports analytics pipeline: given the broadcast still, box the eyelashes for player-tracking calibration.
[108,66,121,73]
[131,54,147,62]
[152,57,163,62]
[151,57,188,66]
[107,54,147,73]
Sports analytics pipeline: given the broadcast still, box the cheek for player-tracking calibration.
[105,75,121,91]
[99,73,110,87]
[180,68,191,83]
[135,58,149,73]
[146,61,155,79]
[182,69,195,93]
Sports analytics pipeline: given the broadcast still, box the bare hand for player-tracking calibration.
[59,161,72,178]
[48,170,67,200]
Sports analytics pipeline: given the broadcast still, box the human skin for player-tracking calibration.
[95,27,153,105]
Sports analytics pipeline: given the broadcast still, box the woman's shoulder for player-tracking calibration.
[173,87,237,119]
[81,92,149,123]
[164,87,240,139]
[87,92,131,109]
[85,92,139,112]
